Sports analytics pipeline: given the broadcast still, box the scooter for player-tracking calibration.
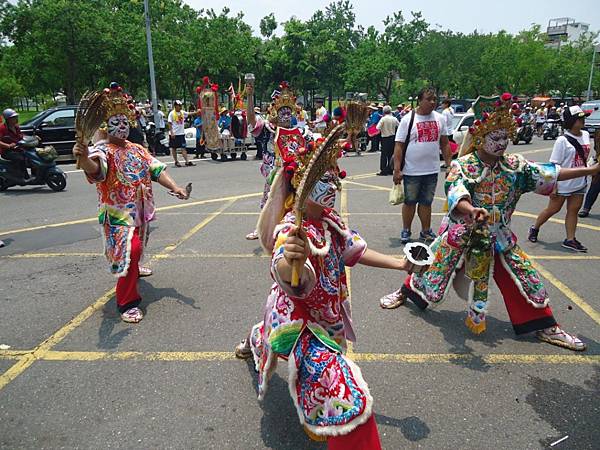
[513,123,534,145]
[0,136,67,191]
[145,122,169,156]
[543,119,560,140]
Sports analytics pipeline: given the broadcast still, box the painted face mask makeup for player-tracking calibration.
[309,176,338,208]
[277,107,292,128]
[107,114,130,140]
[483,129,508,157]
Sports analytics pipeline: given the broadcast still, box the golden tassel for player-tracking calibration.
[465,315,486,334]
[304,426,328,442]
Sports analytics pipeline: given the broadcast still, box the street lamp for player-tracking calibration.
[586,43,600,101]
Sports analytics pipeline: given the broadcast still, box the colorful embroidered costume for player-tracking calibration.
[403,151,561,334]
[87,140,166,276]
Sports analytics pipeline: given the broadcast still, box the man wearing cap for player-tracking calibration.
[366,103,383,152]
[376,105,399,175]
[0,108,27,178]
[168,100,195,167]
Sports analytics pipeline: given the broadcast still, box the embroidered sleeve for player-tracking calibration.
[341,230,367,267]
[140,145,167,181]
[86,143,108,183]
[445,160,471,218]
[270,225,316,298]
[522,160,559,195]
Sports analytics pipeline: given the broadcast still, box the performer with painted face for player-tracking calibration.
[73,83,190,323]
[235,115,412,449]
[380,94,600,351]
[244,80,309,240]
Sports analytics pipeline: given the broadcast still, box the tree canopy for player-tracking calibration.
[0,0,597,108]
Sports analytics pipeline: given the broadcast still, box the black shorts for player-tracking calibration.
[169,134,186,149]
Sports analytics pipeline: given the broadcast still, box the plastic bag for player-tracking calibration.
[389,182,404,205]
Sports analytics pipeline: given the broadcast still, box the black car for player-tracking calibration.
[20,106,78,161]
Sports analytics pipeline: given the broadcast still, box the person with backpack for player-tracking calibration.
[529,106,592,252]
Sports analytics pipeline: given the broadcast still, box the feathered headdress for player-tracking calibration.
[459,93,518,156]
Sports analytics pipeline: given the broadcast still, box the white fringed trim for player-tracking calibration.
[497,253,549,309]
[410,249,466,309]
[307,222,331,256]
[287,348,374,437]
[257,351,278,402]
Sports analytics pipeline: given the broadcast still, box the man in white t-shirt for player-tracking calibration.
[168,100,194,167]
[313,98,328,132]
[376,105,399,175]
[529,105,591,252]
[393,87,452,244]
[441,99,455,142]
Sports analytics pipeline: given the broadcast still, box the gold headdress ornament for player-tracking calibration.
[461,92,518,156]
[268,81,296,124]
[102,82,136,123]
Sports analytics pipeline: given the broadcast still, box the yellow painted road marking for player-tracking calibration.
[3,350,597,364]
[155,253,269,259]
[520,147,554,155]
[1,252,102,259]
[0,192,259,237]
[533,261,600,326]
[528,255,600,260]
[0,200,236,392]
[513,210,600,232]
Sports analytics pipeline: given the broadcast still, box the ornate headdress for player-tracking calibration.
[196,76,220,118]
[102,82,136,122]
[268,81,296,124]
[460,92,518,156]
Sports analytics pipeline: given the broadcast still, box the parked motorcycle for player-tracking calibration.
[513,123,534,145]
[0,136,67,191]
[145,122,168,156]
[543,119,560,140]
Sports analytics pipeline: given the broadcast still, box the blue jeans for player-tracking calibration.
[403,173,438,206]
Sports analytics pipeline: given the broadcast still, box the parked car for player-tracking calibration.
[582,100,600,136]
[451,112,475,146]
[20,106,78,161]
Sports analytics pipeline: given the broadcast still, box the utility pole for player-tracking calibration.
[586,44,599,101]
[144,0,159,126]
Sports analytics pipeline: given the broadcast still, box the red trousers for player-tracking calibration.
[405,253,557,334]
[115,228,142,313]
[327,415,382,450]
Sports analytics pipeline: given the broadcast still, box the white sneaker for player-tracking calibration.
[536,326,586,351]
[120,307,144,323]
[379,288,406,309]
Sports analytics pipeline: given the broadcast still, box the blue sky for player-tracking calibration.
[185,0,600,36]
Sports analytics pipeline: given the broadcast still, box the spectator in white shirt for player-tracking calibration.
[376,105,399,175]
[441,99,455,142]
[393,87,452,244]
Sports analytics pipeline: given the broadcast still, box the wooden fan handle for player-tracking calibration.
[291,259,302,287]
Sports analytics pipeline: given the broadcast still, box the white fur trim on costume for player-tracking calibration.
[286,345,374,437]
[257,169,289,253]
[307,222,331,256]
[497,252,549,308]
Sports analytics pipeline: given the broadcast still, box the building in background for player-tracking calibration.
[546,18,591,49]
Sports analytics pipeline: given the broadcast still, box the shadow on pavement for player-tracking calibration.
[375,413,431,442]
[96,281,199,349]
[242,359,326,450]
[404,304,509,372]
[526,365,600,449]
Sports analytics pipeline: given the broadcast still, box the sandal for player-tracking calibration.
[174,161,182,167]
[138,266,153,277]
[235,339,253,359]
[380,288,406,309]
[185,161,195,166]
[245,230,259,240]
[536,326,586,351]
[120,306,144,323]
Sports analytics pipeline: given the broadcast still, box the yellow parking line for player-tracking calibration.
[0,192,259,237]
[528,255,600,260]
[1,252,102,259]
[7,350,596,364]
[513,211,600,232]
[352,353,600,364]
[533,261,600,326]
[155,253,269,259]
[0,200,236,392]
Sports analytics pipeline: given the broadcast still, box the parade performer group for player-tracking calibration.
[73,82,189,323]
[235,82,414,449]
[381,93,600,351]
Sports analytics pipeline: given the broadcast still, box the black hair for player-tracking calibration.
[417,87,436,101]
[442,99,452,106]
[563,115,583,130]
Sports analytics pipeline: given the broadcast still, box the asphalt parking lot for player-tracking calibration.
[1,137,599,449]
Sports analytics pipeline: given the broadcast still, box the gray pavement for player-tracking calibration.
[0,137,599,449]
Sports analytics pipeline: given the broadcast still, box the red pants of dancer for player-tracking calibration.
[116,228,142,313]
[328,415,382,450]
[405,253,557,334]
